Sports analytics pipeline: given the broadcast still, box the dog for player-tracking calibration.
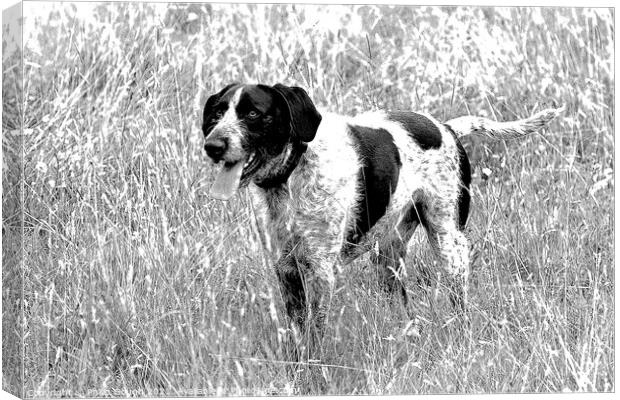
[201,82,562,360]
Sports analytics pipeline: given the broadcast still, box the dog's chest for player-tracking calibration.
[252,130,361,257]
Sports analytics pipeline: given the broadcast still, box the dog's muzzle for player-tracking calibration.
[204,128,249,202]
[204,137,228,163]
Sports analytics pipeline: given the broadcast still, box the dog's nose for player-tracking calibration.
[204,137,228,161]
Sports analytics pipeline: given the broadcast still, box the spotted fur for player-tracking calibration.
[201,83,562,364]
[446,106,564,140]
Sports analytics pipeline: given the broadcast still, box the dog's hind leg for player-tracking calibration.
[370,202,421,312]
[422,202,470,313]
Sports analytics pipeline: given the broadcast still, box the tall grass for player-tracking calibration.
[2,2,614,396]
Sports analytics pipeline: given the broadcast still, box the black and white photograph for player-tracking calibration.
[1,0,615,397]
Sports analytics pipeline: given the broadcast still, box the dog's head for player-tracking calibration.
[201,83,321,200]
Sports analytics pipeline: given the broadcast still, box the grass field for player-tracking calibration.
[2,2,614,396]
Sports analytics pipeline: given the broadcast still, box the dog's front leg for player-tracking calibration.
[303,257,335,360]
[274,237,334,392]
[274,244,334,354]
[274,250,307,357]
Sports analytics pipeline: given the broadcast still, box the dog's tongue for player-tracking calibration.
[210,161,244,201]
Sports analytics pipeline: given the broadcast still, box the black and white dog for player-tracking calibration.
[201,83,561,357]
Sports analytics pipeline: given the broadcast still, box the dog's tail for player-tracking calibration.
[445,106,564,140]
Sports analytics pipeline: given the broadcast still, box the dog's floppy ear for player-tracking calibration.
[272,84,322,142]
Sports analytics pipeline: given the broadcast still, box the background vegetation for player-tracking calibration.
[2,2,614,396]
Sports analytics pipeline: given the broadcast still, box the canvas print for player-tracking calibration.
[2,1,614,397]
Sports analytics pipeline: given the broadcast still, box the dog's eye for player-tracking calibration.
[247,110,260,119]
[212,110,223,121]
